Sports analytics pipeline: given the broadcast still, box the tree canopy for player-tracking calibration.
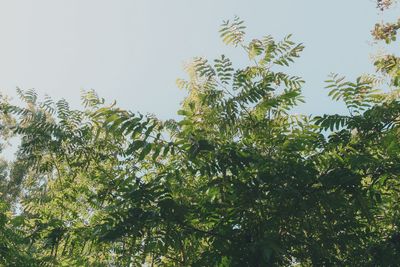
[1,2,400,266]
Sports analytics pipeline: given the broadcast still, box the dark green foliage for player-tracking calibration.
[0,9,400,266]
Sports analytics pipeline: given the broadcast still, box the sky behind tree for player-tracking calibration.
[0,0,397,120]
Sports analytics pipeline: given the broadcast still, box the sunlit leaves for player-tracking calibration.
[374,54,400,86]
[325,74,382,114]
[273,35,304,67]
[219,16,246,47]
[214,55,234,85]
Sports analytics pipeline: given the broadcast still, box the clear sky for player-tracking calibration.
[0,0,397,120]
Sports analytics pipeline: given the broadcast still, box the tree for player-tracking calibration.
[0,3,400,266]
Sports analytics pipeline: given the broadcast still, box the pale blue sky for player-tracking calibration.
[0,0,397,120]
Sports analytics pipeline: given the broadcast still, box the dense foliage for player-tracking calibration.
[1,3,400,266]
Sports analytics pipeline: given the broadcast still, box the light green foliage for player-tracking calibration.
[0,5,400,266]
